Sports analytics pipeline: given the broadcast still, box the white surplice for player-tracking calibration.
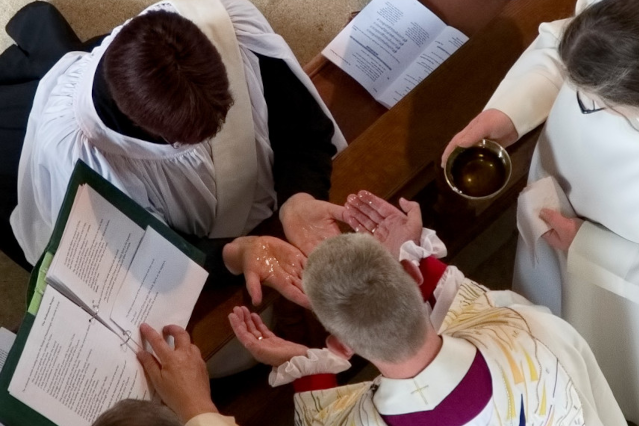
[11,0,347,266]
[485,0,639,420]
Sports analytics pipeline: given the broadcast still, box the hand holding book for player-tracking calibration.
[137,324,218,424]
[1,162,209,426]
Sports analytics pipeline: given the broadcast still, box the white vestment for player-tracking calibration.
[292,268,625,426]
[484,0,639,420]
[11,0,346,266]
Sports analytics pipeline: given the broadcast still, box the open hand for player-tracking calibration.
[280,193,346,256]
[540,208,584,252]
[137,324,217,424]
[441,109,518,167]
[344,191,423,258]
[229,306,309,367]
[223,236,309,308]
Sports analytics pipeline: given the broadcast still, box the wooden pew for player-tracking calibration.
[305,0,510,143]
[326,0,576,257]
[187,1,578,424]
[188,0,576,372]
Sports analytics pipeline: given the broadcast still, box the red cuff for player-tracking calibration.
[293,374,338,393]
[418,257,448,305]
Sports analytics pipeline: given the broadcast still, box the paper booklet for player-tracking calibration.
[0,161,208,426]
[322,0,468,108]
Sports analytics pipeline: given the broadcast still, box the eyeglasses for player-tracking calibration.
[576,91,606,114]
[575,90,639,131]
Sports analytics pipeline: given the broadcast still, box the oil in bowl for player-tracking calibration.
[444,139,512,200]
[450,147,507,197]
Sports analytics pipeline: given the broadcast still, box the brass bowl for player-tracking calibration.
[444,139,512,200]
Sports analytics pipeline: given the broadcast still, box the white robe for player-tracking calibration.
[10,0,347,266]
[292,268,625,426]
[485,0,639,420]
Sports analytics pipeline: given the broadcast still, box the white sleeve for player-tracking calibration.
[484,0,601,138]
[268,349,351,387]
[567,221,639,304]
[398,228,447,264]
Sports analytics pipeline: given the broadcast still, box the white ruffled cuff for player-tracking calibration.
[268,348,351,387]
[399,228,447,265]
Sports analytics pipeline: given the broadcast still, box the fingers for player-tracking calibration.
[346,194,386,224]
[539,208,561,226]
[266,272,310,308]
[400,197,422,228]
[140,323,171,360]
[137,350,161,380]
[292,275,304,290]
[354,191,398,218]
[441,110,518,167]
[229,307,270,342]
[245,270,263,306]
[325,202,348,224]
[344,191,402,233]
[344,196,379,233]
[440,115,489,168]
[277,244,306,277]
[229,307,258,347]
[251,312,276,338]
[244,312,261,338]
[441,136,466,168]
[344,212,373,235]
[162,325,191,350]
[539,210,562,248]
[541,229,562,249]
[399,197,419,214]
[279,282,312,309]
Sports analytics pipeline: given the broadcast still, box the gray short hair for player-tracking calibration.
[92,399,181,426]
[560,0,639,107]
[303,233,429,363]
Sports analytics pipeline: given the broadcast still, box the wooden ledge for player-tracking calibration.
[189,0,577,362]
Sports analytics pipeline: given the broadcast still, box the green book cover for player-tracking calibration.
[0,160,206,426]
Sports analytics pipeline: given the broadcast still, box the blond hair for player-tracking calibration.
[303,233,429,363]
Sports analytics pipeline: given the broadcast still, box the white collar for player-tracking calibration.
[373,335,477,415]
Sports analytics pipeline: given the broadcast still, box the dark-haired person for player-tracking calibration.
[0,0,346,307]
[441,0,639,420]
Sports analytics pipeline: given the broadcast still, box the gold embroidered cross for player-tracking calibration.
[411,383,429,405]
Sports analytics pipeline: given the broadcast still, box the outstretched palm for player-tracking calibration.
[229,306,309,367]
[343,191,423,258]
[225,236,310,308]
[280,193,347,256]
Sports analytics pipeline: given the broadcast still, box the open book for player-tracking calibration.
[0,162,208,426]
[322,0,468,108]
